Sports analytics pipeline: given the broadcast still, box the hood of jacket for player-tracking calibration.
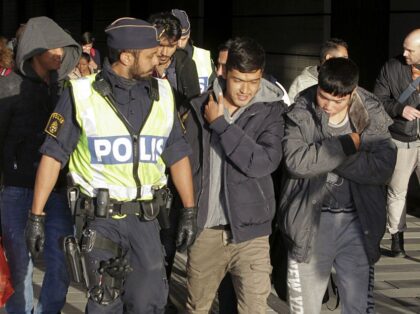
[212,76,285,109]
[293,85,389,135]
[301,65,318,81]
[16,16,81,81]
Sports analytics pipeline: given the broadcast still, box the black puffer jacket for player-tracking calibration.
[374,55,420,142]
[279,86,397,265]
[0,16,81,188]
[173,49,201,115]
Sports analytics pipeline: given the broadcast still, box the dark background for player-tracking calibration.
[1,0,419,90]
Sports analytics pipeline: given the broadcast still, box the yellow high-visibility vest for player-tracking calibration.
[192,46,214,93]
[68,74,175,201]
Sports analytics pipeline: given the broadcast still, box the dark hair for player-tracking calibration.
[319,38,348,63]
[81,31,95,45]
[148,12,182,42]
[80,52,91,62]
[318,57,359,97]
[218,39,233,52]
[107,47,140,64]
[226,37,265,73]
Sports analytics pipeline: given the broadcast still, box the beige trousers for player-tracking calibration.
[387,145,420,234]
[186,229,272,314]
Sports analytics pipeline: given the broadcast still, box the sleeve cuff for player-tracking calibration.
[209,116,229,134]
[396,102,406,116]
[338,134,357,156]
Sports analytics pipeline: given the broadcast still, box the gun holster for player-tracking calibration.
[155,187,173,229]
[63,235,90,288]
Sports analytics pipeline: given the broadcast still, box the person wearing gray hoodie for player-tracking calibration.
[0,16,81,313]
[184,37,286,313]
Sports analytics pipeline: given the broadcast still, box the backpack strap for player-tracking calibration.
[398,76,420,104]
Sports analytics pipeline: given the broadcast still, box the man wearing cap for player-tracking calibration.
[171,9,216,94]
[0,16,80,313]
[25,17,197,313]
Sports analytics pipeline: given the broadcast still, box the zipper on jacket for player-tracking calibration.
[132,134,142,199]
[102,94,146,200]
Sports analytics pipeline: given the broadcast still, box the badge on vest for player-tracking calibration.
[45,113,65,138]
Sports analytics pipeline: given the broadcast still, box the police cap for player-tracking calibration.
[171,9,190,36]
[105,17,159,50]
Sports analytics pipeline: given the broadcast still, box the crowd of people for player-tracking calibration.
[0,7,419,314]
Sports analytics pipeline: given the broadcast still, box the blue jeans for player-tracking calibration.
[1,186,73,314]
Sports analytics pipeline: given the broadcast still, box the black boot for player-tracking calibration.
[391,232,406,257]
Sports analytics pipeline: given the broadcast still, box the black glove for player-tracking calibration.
[176,206,197,252]
[25,213,45,258]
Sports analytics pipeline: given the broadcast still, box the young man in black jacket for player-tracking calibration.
[184,37,286,314]
[171,9,216,94]
[374,28,420,257]
[150,12,200,116]
[281,58,396,314]
[0,16,81,313]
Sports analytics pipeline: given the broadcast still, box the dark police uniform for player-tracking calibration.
[39,21,192,313]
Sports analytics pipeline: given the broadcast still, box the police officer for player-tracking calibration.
[25,17,197,313]
[171,9,216,93]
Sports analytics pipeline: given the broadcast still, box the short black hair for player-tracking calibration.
[320,38,348,63]
[318,57,359,97]
[218,39,233,52]
[226,37,265,73]
[80,52,91,62]
[107,48,140,64]
[81,31,95,45]
[148,12,182,42]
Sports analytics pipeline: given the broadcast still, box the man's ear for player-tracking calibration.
[119,51,133,66]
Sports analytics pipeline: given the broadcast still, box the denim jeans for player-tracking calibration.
[1,186,73,314]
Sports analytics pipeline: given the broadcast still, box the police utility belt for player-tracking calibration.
[71,187,172,227]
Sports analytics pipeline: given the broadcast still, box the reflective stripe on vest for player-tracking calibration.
[192,46,213,93]
[68,74,174,201]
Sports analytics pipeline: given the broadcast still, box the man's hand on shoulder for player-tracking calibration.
[402,106,420,121]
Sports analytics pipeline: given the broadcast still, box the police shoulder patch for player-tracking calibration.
[45,112,65,138]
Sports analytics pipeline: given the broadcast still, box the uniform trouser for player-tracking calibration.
[287,212,371,314]
[85,216,168,314]
[186,229,272,314]
[1,186,73,314]
[387,146,420,234]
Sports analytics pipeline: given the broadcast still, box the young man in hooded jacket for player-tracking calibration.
[184,37,286,314]
[280,58,397,313]
[0,16,81,313]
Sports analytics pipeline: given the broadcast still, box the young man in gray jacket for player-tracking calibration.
[184,37,286,313]
[280,58,397,314]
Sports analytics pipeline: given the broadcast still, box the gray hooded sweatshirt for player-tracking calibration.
[0,16,81,188]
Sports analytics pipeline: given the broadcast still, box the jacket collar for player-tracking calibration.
[312,87,370,133]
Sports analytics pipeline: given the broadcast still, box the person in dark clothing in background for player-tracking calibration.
[280,58,396,314]
[374,28,420,257]
[81,31,101,71]
[171,9,216,94]
[0,16,80,314]
[184,37,286,314]
[149,12,200,116]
